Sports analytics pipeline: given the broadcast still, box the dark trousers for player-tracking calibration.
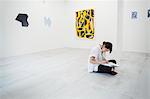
[96,60,117,73]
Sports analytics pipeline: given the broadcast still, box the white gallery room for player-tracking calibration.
[0,0,150,99]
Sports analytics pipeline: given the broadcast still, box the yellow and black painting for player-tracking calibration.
[76,9,94,39]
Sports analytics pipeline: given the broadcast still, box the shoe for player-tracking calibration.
[110,71,118,75]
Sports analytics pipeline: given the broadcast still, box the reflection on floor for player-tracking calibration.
[0,48,149,99]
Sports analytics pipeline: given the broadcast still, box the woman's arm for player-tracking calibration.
[89,56,108,64]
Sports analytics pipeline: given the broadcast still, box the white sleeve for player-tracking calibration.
[89,47,98,58]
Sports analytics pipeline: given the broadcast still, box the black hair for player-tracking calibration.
[102,41,113,53]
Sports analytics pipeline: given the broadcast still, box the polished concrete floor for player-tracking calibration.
[0,48,149,99]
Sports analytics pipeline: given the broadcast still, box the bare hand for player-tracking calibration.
[101,60,109,64]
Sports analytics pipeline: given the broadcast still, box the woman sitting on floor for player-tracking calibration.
[88,41,118,75]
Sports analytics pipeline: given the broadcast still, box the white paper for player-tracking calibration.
[103,62,119,67]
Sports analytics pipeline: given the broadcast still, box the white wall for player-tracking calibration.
[64,0,118,50]
[122,0,148,53]
[1,0,66,58]
[1,0,149,59]
[117,0,124,55]
[0,1,4,58]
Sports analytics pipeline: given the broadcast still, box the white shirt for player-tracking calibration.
[88,45,106,72]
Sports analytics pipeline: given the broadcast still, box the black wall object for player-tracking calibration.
[15,13,29,27]
[148,9,150,18]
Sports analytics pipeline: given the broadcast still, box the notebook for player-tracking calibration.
[103,62,119,67]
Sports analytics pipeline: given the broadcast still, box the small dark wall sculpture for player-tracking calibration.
[15,13,29,27]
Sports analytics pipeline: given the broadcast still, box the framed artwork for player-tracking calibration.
[148,9,150,18]
[44,17,51,27]
[76,9,94,39]
[131,11,138,19]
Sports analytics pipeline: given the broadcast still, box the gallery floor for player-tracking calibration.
[0,48,149,99]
